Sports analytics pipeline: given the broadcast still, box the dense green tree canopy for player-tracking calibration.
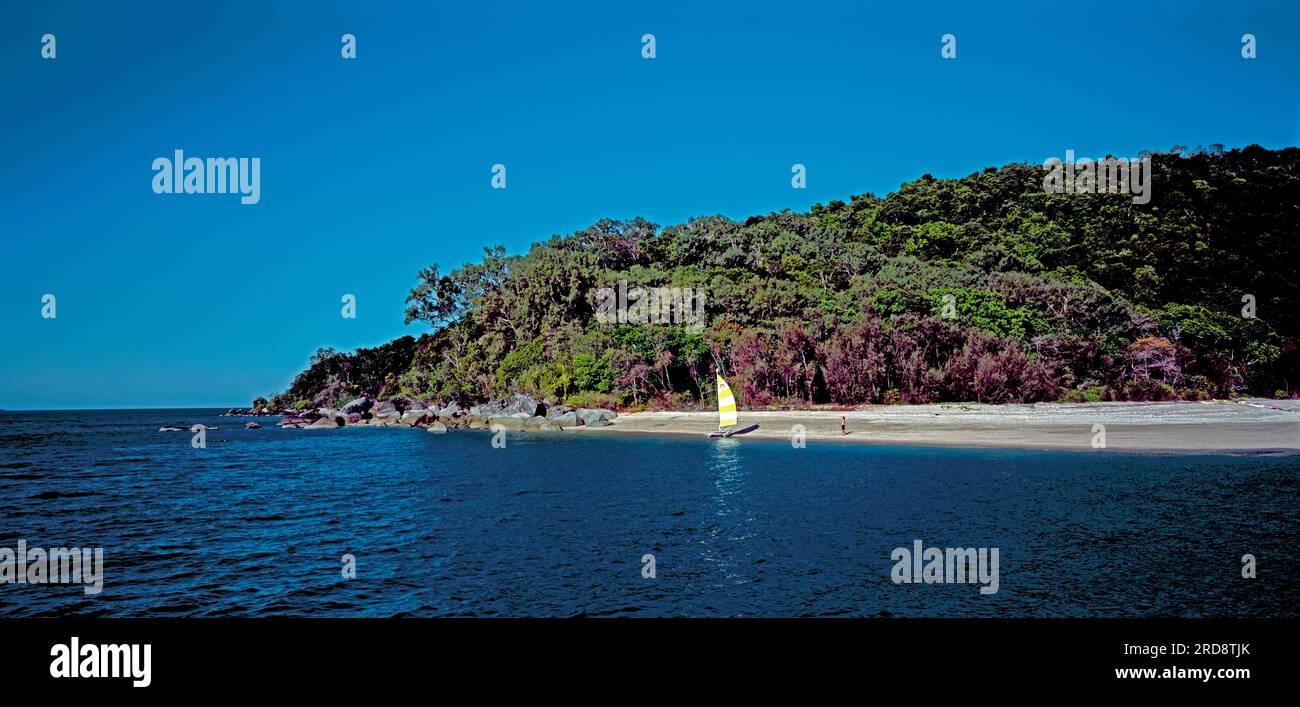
[270,146,1300,410]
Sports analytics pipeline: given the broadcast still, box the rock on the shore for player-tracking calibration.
[487,415,555,431]
[487,416,526,430]
[371,400,401,424]
[306,416,340,429]
[271,395,618,434]
[511,394,546,417]
[577,408,617,426]
[341,397,374,415]
[544,405,574,419]
[225,403,281,416]
[473,394,544,419]
[549,411,579,427]
[399,408,432,426]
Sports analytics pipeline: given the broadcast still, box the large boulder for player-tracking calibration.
[475,394,544,419]
[437,400,464,417]
[399,408,431,426]
[524,416,548,431]
[538,420,563,432]
[371,400,402,424]
[545,405,575,419]
[426,421,448,434]
[508,394,545,417]
[549,411,579,427]
[487,416,527,430]
[306,416,340,429]
[341,397,375,415]
[315,409,346,427]
[576,408,617,426]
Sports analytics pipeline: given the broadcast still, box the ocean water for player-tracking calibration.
[0,408,1296,618]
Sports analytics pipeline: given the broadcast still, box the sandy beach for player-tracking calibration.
[572,399,1300,453]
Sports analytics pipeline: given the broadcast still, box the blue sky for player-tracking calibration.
[2,0,1297,409]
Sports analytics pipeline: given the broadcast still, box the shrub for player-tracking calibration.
[563,391,619,410]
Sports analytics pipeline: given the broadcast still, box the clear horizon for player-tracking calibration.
[3,0,1298,409]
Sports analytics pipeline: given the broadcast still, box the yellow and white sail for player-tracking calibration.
[716,374,738,428]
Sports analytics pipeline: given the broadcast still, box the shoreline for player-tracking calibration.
[203,396,1300,455]
[568,400,1300,454]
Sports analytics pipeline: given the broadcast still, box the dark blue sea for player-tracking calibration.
[1,408,1296,618]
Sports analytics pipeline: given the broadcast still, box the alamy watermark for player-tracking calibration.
[50,637,151,687]
[595,279,706,332]
[152,149,261,205]
[1043,150,1151,205]
[1,540,103,595]
[891,539,999,595]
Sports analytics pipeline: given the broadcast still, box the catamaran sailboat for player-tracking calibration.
[708,374,739,438]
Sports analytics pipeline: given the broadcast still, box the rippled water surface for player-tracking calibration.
[1,409,1296,617]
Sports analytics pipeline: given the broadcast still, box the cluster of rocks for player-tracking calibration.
[224,406,282,417]
[223,397,281,417]
[276,394,616,434]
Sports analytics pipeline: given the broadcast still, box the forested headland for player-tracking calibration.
[262,145,1299,412]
